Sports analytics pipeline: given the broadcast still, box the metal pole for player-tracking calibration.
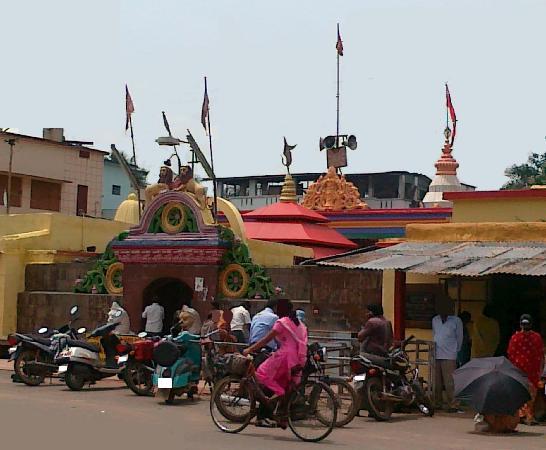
[336,23,340,149]
[205,77,218,220]
[129,115,137,165]
[5,139,16,214]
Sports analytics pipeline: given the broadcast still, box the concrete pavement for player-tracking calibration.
[0,370,544,450]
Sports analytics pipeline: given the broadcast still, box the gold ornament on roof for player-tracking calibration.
[302,166,368,211]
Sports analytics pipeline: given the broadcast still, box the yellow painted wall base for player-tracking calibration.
[0,213,131,338]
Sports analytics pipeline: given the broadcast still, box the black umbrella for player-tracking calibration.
[453,356,530,415]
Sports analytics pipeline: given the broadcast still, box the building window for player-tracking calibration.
[30,179,61,211]
[79,150,90,159]
[0,175,23,207]
[112,185,121,195]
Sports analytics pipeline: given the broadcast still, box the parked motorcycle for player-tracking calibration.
[123,332,158,396]
[351,335,434,421]
[152,330,202,404]
[56,310,131,391]
[7,305,85,386]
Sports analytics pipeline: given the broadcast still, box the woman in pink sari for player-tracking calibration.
[243,300,308,427]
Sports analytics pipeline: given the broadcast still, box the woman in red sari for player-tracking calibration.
[507,314,545,426]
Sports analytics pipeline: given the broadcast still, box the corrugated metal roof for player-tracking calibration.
[317,241,546,277]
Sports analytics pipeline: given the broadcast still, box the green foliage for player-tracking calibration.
[219,226,274,299]
[503,152,546,189]
[73,233,128,294]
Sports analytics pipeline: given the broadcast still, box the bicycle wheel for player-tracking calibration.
[328,378,359,427]
[288,380,337,442]
[210,376,254,433]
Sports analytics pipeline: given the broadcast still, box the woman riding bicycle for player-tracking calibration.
[243,299,308,427]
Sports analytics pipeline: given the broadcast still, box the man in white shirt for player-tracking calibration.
[230,302,251,344]
[142,299,164,336]
[432,299,464,413]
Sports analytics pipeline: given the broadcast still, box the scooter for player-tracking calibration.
[56,310,131,391]
[152,330,202,404]
[7,305,86,386]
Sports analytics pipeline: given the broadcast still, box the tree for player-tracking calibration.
[502,152,546,189]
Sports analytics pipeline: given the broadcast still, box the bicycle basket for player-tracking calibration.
[222,353,250,376]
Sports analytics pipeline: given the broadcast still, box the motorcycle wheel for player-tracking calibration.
[413,381,435,417]
[366,377,394,421]
[14,349,45,386]
[124,361,153,396]
[328,378,359,427]
[65,367,86,391]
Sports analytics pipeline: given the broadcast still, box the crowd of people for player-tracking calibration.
[105,290,545,431]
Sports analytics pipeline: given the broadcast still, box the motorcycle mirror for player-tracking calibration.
[113,310,123,318]
[77,327,87,334]
[138,331,148,338]
[70,305,79,316]
[38,327,49,334]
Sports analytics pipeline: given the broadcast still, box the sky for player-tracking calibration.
[1,0,545,190]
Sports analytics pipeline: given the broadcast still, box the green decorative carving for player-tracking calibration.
[148,204,198,234]
[74,231,127,294]
[219,226,274,299]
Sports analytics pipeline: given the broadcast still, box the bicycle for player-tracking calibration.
[209,345,338,442]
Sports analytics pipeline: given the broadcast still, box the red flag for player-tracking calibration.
[201,80,209,132]
[125,84,135,131]
[336,26,344,56]
[445,84,457,144]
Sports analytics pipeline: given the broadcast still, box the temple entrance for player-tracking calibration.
[142,278,194,334]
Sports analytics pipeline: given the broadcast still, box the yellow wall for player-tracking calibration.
[0,213,131,338]
[452,198,546,223]
[407,222,546,242]
[247,239,313,267]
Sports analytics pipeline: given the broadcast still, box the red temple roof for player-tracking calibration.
[243,202,328,223]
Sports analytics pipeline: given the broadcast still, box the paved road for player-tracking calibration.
[0,371,544,450]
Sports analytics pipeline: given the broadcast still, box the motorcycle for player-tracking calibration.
[123,331,159,396]
[351,335,434,421]
[7,305,86,386]
[56,310,131,391]
[152,330,202,404]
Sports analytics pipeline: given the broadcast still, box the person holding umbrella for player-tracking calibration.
[454,356,531,433]
[507,314,545,426]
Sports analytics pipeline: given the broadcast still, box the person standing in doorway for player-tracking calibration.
[471,304,500,359]
[142,298,164,336]
[508,314,544,426]
[457,311,472,367]
[432,297,464,413]
[230,302,251,344]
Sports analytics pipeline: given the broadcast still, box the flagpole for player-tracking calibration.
[445,83,449,131]
[204,76,218,221]
[129,116,137,165]
[336,23,341,150]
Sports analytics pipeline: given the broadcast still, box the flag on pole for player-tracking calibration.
[336,25,344,56]
[162,111,172,137]
[201,81,210,132]
[125,85,135,131]
[445,84,457,144]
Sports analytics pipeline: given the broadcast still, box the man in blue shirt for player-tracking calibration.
[432,302,464,413]
[249,298,279,351]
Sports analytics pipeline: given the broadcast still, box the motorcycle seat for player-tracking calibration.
[360,352,392,369]
[67,339,100,353]
[32,336,53,346]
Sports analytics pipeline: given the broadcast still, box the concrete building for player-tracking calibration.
[102,153,148,219]
[213,171,434,211]
[0,129,106,216]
